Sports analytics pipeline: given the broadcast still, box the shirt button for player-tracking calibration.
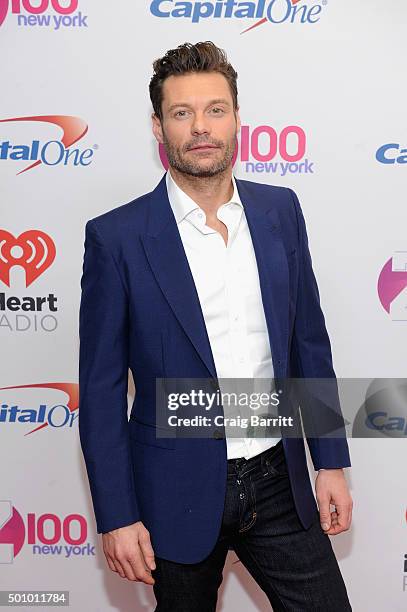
[238,356,244,363]
[239,492,245,499]
[197,212,203,219]
[233,315,239,322]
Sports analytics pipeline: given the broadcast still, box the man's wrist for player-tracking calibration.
[317,467,345,472]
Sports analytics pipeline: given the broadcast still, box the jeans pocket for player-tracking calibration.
[261,445,289,479]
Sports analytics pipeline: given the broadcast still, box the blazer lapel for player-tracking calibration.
[141,174,217,378]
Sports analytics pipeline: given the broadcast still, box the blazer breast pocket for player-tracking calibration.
[128,418,176,450]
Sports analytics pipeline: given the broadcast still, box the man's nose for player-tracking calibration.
[191,113,210,136]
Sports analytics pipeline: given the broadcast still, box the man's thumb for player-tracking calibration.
[319,499,331,531]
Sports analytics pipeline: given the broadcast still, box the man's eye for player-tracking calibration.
[174,108,224,117]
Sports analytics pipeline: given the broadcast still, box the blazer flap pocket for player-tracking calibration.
[128,418,176,450]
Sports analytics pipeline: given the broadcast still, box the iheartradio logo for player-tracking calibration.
[0,229,56,287]
[0,229,59,333]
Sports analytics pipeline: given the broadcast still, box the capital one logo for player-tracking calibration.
[150,0,327,33]
[0,500,94,563]
[377,252,407,321]
[0,0,88,29]
[0,382,79,434]
[0,230,56,287]
[0,115,95,174]
[351,379,407,439]
[376,143,407,165]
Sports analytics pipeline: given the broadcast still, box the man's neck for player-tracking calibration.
[168,166,234,216]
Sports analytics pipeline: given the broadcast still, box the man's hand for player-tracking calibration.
[315,469,353,536]
[102,521,156,584]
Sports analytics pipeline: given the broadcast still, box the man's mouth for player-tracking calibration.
[188,144,219,151]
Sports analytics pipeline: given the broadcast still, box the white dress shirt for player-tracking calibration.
[166,169,282,459]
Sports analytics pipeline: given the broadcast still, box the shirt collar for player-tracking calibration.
[166,168,243,225]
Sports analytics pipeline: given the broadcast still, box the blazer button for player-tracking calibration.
[213,429,224,439]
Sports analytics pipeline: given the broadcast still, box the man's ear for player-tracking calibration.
[152,113,164,144]
[235,105,241,133]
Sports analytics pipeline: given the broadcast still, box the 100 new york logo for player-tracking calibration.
[150,0,327,32]
[0,0,87,29]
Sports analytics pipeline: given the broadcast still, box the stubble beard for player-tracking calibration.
[161,127,236,178]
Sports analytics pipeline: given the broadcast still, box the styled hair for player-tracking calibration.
[149,41,238,121]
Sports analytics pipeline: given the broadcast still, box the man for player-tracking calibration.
[79,41,353,611]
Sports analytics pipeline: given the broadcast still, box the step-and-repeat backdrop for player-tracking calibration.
[1,1,406,610]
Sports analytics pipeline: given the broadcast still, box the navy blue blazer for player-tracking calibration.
[78,172,351,564]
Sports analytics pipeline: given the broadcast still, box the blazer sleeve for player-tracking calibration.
[287,188,351,471]
[78,219,141,533]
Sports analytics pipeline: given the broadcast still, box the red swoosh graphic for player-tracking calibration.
[241,0,303,34]
[0,115,88,174]
[0,382,79,434]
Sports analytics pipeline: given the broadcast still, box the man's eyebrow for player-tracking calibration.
[166,99,231,113]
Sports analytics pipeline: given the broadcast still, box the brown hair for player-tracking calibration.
[149,41,238,121]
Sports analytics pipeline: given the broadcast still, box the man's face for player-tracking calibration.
[152,71,240,178]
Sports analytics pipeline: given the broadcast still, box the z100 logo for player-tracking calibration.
[0,115,96,174]
[0,501,94,562]
[0,0,87,29]
[150,0,327,33]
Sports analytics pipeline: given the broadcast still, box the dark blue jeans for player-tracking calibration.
[152,440,352,611]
